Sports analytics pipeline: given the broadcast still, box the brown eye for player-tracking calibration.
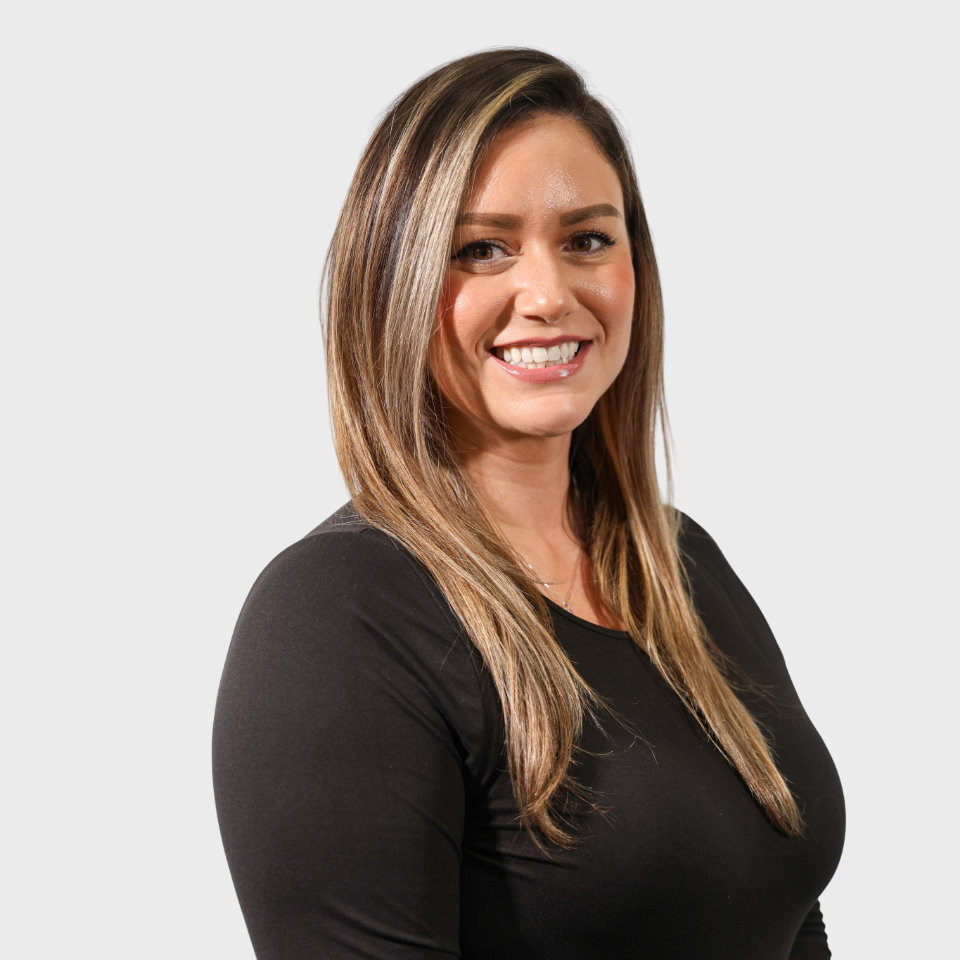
[452,240,507,264]
[567,231,615,255]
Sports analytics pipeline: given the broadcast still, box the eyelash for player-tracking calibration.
[451,230,617,262]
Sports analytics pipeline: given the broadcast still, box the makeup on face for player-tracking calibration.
[431,115,635,446]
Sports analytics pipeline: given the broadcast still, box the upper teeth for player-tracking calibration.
[497,340,581,369]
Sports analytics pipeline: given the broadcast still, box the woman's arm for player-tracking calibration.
[788,900,832,959]
[213,529,473,958]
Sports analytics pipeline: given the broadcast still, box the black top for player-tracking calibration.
[213,506,844,959]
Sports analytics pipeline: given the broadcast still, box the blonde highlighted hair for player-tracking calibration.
[323,48,801,845]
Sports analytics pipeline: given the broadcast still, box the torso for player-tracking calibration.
[214,505,845,959]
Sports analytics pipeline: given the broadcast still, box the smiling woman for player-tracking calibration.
[213,48,844,959]
[433,116,634,447]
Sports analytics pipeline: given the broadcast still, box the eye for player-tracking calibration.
[567,231,616,254]
[452,240,508,263]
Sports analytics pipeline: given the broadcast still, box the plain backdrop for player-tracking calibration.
[3,1,956,956]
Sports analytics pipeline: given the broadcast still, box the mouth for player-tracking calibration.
[490,339,586,370]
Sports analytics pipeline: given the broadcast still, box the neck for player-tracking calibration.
[451,421,624,631]
[456,431,576,558]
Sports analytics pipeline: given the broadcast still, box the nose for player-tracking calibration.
[513,248,578,323]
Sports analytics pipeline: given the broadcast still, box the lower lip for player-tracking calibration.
[491,342,592,382]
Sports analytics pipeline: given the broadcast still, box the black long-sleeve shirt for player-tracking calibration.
[213,506,845,958]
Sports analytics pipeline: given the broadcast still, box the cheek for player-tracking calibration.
[601,263,636,383]
[430,281,462,374]
[582,256,634,302]
[590,260,636,342]
[438,277,511,355]
[428,316,458,403]
[609,260,637,315]
[429,280,488,404]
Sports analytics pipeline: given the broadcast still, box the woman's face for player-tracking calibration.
[431,114,635,451]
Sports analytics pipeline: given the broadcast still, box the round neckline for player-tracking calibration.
[544,596,631,639]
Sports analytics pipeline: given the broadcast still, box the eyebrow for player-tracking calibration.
[456,213,522,228]
[559,203,623,225]
[455,204,622,229]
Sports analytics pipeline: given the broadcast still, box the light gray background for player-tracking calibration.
[4,1,956,956]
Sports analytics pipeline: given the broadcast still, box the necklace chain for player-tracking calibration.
[523,549,583,613]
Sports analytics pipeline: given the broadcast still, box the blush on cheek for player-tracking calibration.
[583,261,635,310]
[610,261,636,306]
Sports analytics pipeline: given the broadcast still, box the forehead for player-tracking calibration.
[464,115,623,215]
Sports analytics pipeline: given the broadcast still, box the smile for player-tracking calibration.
[494,340,583,370]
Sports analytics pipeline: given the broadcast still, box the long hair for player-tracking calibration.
[323,48,802,845]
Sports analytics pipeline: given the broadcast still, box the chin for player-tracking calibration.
[506,405,594,439]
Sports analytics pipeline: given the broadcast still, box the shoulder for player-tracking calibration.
[253,503,445,610]
[233,502,465,672]
[673,509,755,607]
[221,503,500,779]
[672,509,791,680]
[673,510,731,571]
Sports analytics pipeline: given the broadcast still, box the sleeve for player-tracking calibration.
[788,900,832,959]
[212,531,474,959]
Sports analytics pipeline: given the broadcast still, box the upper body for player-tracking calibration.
[213,504,845,959]
[215,47,845,959]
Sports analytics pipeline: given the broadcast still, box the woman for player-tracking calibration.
[213,49,845,958]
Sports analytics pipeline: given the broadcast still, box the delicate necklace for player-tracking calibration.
[522,549,583,613]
